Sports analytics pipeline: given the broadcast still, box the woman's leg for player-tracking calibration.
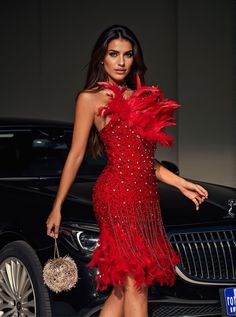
[99,285,125,317]
[123,275,148,317]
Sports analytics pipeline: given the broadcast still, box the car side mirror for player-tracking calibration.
[32,139,67,150]
[160,160,180,175]
[32,139,52,149]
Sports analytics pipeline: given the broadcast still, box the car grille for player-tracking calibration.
[169,229,236,282]
[148,301,221,317]
[88,302,222,317]
[91,303,221,317]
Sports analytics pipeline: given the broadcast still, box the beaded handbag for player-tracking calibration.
[43,237,78,293]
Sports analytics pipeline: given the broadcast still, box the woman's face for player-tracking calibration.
[102,38,134,84]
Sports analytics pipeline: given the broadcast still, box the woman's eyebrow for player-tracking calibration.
[108,49,133,53]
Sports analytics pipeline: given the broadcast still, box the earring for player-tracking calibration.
[100,61,104,65]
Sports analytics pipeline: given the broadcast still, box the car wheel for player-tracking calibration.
[0,240,52,317]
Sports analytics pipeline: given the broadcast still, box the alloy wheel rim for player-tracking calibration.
[0,257,36,317]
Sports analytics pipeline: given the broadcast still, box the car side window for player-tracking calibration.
[0,128,106,178]
[23,128,71,176]
[0,131,22,177]
[0,129,71,177]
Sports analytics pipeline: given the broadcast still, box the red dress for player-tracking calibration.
[87,75,180,291]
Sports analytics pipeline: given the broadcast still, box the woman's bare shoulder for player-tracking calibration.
[76,90,99,104]
[78,88,105,102]
[79,88,110,106]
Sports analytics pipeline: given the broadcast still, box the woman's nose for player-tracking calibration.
[118,56,125,66]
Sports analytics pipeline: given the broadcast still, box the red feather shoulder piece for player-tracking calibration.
[97,74,181,146]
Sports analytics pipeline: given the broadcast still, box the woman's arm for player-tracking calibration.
[46,92,95,238]
[155,162,208,210]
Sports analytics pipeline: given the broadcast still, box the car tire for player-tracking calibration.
[0,240,52,317]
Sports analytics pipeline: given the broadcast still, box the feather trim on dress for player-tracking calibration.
[97,74,180,146]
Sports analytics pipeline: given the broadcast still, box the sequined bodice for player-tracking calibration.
[92,116,159,211]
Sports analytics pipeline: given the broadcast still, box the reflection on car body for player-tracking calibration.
[0,118,235,317]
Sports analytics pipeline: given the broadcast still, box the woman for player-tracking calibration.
[46,25,208,317]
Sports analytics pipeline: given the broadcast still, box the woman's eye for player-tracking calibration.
[126,52,134,58]
[109,52,117,57]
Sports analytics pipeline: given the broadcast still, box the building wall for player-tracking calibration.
[1,0,235,187]
[177,0,235,186]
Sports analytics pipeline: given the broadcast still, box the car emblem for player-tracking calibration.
[227,199,236,218]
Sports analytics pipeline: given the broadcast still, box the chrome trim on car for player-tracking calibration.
[227,199,236,218]
[175,267,235,286]
[170,229,236,284]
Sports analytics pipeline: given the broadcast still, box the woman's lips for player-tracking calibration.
[115,69,126,74]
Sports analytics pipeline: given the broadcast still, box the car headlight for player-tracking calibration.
[76,230,99,252]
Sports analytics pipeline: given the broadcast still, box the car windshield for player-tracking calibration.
[0,128,106,178]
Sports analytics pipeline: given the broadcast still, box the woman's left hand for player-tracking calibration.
[178,179,208,211]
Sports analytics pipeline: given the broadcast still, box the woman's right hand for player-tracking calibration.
[46,208,61,239]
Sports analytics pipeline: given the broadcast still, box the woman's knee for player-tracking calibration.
[112,285,125,300]
[124,275,148,297]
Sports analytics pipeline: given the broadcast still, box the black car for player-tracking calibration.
[0,118,235,317]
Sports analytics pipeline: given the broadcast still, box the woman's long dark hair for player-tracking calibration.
[82,25,147,158]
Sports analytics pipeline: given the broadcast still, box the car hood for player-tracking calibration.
[159,180,236,228]
[45,181,93,206]
[44,179,236,227]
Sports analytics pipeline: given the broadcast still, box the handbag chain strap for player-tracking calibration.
[53,237,60,259]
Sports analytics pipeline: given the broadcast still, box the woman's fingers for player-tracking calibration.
[54,225,60,239]
[192,191,207,210]
[195,184,208,198]
[46,216,61,238]
[182,181,208,211]
[46,221,54,237]
[186,181,208,198]
[192,197,200,210]
[47,223,59,238]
